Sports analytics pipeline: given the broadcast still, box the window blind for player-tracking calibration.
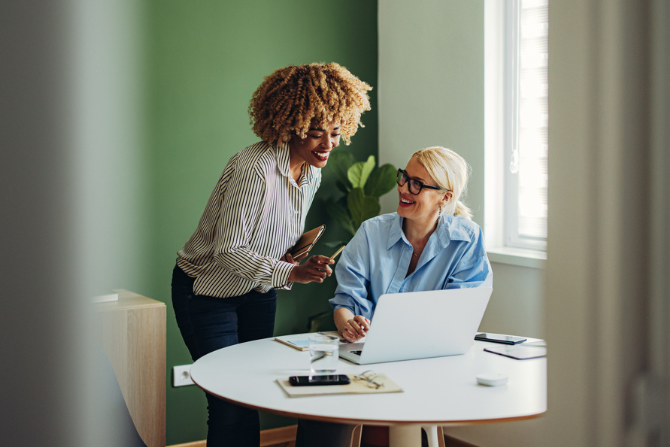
[517,0,548,240]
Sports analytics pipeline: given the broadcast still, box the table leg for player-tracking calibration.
[350,424,363,447]
[422,424,441,447]
[389,425,422,447]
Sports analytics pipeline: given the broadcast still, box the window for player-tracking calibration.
[485,0,548,253]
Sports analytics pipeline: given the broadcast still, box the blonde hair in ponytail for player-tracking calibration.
[411,147,472,220]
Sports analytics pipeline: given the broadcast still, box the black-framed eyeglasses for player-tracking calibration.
[396,169,448,195]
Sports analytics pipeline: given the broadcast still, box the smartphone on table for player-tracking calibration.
[475,333,527,345]
[289,374,351,386]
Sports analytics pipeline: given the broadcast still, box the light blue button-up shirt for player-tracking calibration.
[329,212,492,320]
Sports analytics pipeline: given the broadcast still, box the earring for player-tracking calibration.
[438,205,442,217]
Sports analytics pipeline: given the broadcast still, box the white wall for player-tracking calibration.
[542,0,669,444]
[377,3,546,330]
[378,0,485,222]
[378,1,546,445]
[380,1,670,446]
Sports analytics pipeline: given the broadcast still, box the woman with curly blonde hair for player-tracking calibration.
[171,62,372,446]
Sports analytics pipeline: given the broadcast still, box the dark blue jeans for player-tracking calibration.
[171,264,277,447]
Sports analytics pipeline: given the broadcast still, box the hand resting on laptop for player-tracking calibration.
[335,311,370,342]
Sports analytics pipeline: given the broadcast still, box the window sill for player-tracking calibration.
[487,246,546,269]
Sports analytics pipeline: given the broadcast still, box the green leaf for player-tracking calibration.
[347,188,381,232]
[347,155,375,189]
[325,200,355,236]
[364,163,398,198]
[327,150,355,189]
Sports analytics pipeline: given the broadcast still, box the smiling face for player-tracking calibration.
[397,157,450,223]
[289,120,341,169]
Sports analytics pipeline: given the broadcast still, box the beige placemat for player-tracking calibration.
[277,374,403,398]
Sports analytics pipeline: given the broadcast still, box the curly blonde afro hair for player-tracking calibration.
[249,62,372,146]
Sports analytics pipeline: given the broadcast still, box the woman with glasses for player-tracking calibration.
[330,146,491,342]
[171,62,372,447]
[296,147,492,447]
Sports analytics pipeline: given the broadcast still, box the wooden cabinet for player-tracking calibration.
[95,290,166,447]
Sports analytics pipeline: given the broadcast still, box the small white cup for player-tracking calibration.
[308,333,339,375]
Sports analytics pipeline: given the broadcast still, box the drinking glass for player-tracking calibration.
[308,333,339,374]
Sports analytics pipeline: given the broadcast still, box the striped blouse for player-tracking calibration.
[177,141,321,298]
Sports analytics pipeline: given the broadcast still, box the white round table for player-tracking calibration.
[190,336,546,447]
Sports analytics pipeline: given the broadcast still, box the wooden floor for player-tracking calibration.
[168,424,476,447]
[168,425,297,447]
[169,440,294,447]
[169,438,294,447]
[357,426,478,447]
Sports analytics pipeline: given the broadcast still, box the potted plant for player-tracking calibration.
[321,150,397,247]
[305,151,396,331]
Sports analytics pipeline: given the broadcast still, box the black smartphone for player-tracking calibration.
[475,333,527,345]
[288,374,351,386]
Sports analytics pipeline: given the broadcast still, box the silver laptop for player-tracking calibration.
[339,287,492,365]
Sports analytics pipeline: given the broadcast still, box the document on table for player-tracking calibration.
[484,343,547,360]
[274,331,347,351]
[276,373,403,397]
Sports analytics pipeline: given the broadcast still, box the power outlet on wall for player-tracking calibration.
[173,364,194,387]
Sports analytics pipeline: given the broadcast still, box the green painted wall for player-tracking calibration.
[143,1,378,444]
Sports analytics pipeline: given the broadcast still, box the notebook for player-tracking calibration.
[274,331,346,351]
[290,225,326,257]
[339,287,493,365]
[484,344,547,360]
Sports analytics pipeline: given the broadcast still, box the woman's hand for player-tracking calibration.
[342,315,370,342]
[281,251,309,266]
[287,255,334,284]
[334,308,370,342]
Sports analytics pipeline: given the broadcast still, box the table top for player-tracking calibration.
[190,335,546,426]
[93,289,165,312]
